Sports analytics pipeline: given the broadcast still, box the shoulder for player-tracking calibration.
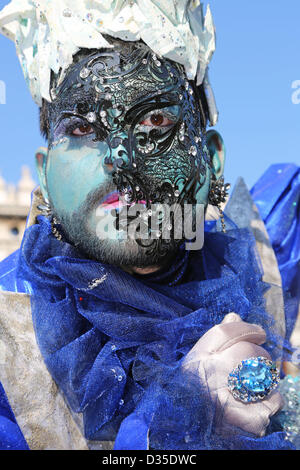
[0,250,32,294]
[251,163,299,223]
[251,163,300,344]
[0,289,30,450]
[224,173,286,338]
[250,163,299,277]
[0,381,29,450]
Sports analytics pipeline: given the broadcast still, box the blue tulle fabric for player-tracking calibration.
[251,163,300,341]
[0,162,298,450]
[11,214,293,450]
[0,383,29,450]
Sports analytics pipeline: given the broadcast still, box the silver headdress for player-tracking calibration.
[0,0,218,123]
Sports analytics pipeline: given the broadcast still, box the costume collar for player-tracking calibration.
[16,209,283,445]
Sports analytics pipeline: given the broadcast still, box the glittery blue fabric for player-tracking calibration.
[0,383,29,450]
[0,250,32,295]
[251,163,300,341]
[0,163,298,450]
[9,215,292,450]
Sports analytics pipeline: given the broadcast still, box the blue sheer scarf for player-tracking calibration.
[0,383,29,450]
[16,215,293,450]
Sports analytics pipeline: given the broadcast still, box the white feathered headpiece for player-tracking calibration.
[0,0,216,109]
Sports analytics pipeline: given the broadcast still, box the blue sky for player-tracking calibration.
[0,0,299,188]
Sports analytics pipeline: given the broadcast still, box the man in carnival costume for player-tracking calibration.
[0,0,299,451]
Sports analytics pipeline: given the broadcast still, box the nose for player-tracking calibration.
[102,130,131,174]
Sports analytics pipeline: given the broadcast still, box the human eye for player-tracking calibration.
[139,111,175,128]
[54,116,96,140]
[71,123,94,136]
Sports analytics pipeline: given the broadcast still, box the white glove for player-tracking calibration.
[182,313,283,437]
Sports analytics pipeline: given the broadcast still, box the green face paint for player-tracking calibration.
[44,40,213,267]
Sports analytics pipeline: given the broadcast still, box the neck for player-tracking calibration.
[121,264,163,276]
[121,253,177,276]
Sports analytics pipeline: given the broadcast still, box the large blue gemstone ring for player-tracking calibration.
[228,357,280,403]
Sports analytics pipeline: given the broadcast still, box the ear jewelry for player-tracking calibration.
[37,200,63,241]
[37,200,51,217]
[208,174,231,233]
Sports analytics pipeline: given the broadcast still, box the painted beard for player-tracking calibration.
[49,180,183,268]
[46,38,210,268]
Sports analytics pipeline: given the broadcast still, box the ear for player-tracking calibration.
[206,130,226,179]
[35,146,49,202]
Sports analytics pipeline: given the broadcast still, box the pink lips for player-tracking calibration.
[101,191,120,206]
[99,191,147,210]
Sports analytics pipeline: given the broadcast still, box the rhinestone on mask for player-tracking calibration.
[86,112,97,123]
[80,67,91,79]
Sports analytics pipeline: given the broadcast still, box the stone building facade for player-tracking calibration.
[0,167,36,261]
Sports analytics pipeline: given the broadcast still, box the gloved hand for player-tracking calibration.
[182,313,283,437]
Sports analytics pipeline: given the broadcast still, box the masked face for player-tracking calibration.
[37,40,218,268]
